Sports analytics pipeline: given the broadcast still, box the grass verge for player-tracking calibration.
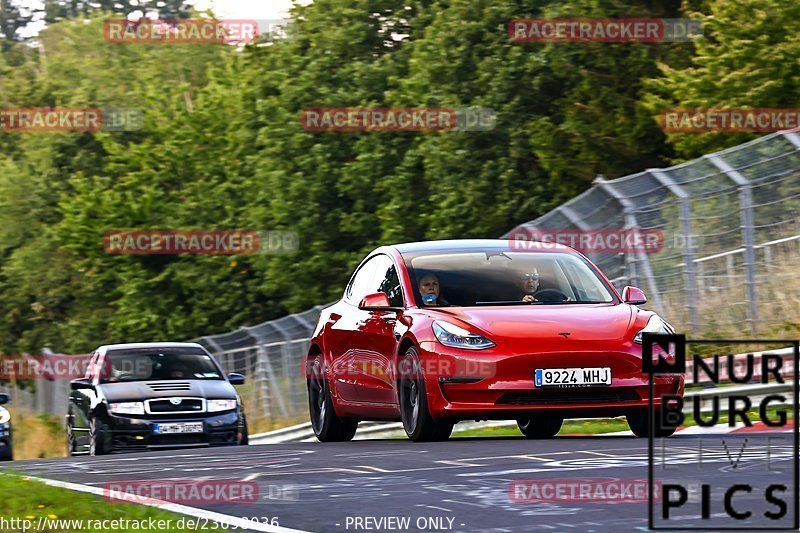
[0,473,193,532]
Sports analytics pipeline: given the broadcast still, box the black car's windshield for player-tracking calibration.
[99,348,223,383]
[409,251,615,307]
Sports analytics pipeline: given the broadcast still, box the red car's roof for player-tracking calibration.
[389,239,575,256]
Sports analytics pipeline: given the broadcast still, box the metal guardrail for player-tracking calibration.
[250,421,395,444]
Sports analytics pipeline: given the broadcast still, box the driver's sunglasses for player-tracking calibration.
[521,273,540,281]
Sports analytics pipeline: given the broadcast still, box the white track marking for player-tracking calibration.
[14,474,309,533]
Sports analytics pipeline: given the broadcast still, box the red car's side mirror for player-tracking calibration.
[622,286,647,305]
[359,292,398,311]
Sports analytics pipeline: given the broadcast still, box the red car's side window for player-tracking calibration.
[371,256,403,307]
[346,257,379,303]
[346,254,404,307]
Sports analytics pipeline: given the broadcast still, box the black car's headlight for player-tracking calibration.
[633,315,674,344]
[207,399,237,412]
[432,320,495,350]
[109,401,145,415]
[0,408,9,425]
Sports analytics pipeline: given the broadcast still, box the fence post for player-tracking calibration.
[707,154,759,331]
[258,344,289,419]
[199,336,224,356]
[280,341,294,413]
[763,245,772,273]
[650,170,699,332]
[782,130,800,150]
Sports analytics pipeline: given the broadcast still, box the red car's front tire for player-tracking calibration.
[398,346,454,442]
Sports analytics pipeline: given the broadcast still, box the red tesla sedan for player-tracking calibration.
[306,239,683,442]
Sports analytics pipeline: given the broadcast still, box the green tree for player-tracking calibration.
[643,0,800,158]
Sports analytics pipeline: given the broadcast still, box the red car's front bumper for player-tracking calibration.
[417,340,684,420]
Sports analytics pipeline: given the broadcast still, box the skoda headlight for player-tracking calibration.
[109,401,145,415]
[0,407,9,425]
[432,320,495,350]
[207,399,237,412]
[633,315,674,344]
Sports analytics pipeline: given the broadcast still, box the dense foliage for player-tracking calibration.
[0,0,796,353]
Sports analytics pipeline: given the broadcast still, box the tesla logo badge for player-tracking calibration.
[169,398,182,405]
[558,332,571,338]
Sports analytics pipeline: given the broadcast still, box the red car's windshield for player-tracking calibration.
[409,251,615,306]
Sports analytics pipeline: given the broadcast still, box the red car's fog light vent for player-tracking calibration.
[496,389,639,405]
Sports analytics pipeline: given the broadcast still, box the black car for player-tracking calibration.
[66,342,248,455]
[0,393,11,461]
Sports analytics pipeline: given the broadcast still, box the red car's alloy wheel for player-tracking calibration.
[398,346,454,442]
[307,355,358,442]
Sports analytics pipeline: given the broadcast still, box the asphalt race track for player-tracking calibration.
[6,433,798,532]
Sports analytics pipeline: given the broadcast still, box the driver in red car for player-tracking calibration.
[517,269,540,302]
[517,268,571,302]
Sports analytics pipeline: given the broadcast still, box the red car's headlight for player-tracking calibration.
[633,315,674,344]
[432,320,495,350]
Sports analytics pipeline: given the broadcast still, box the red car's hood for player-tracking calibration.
[425,304,635,342]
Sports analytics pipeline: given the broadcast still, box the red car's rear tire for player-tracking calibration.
[517,414,563,438]
[307,355,358,442]
[398,346,454,442]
